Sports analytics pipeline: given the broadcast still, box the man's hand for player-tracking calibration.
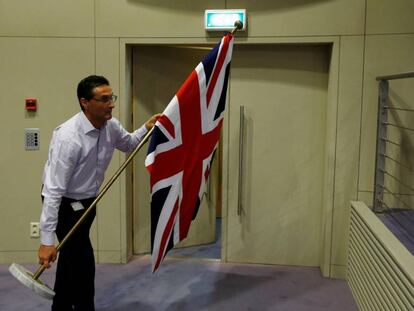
[38,245,57,269]
[145,113,162,131]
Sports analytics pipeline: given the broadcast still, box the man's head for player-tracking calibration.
[77,75,117,128]
[77,75,110,110]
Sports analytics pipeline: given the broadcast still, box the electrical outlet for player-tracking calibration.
[30,222,40,238]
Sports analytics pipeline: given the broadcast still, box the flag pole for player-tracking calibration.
[35,23,242,279]
[44,24,242,265]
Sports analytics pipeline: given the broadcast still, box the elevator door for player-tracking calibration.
[132,46,217,255]
[226,44,329,266]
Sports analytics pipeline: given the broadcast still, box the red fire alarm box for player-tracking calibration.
[25,98,37,111]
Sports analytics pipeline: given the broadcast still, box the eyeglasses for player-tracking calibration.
[92,94,118,103]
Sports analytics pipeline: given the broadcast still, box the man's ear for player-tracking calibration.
[80,98,88,111]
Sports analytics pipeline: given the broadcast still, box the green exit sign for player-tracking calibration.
[205,9,246,31]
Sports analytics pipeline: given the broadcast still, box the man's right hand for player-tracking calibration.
[145,113,162,131]
[38,245,57,268]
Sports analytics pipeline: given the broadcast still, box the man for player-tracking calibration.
[38,75,160,310]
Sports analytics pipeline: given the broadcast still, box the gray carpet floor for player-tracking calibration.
[0,255,358,311]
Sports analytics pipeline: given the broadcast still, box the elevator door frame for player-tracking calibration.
[120,37,339,277]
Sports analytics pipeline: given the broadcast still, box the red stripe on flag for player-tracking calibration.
[206,34,231,106]
[158,114,176,139]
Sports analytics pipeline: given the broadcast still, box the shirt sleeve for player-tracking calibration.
[113,120,148,153]
[40,133,80,245]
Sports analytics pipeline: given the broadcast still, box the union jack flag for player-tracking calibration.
[145,33,234,272]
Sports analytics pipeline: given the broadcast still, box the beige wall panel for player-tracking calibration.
[357,191,373,207]
[95,0,224,37]
[331,36,364,267]
[0,0,94,37]
[359,34,414,193]
[227,0,365,36]
[95,38,123,255]
[366,0,414,34]
[0,252,38,264]
[97,250,121,263]
[95,38,121,106]
[0,37,94,262]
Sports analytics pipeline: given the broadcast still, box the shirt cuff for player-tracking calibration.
[138,124,148,136]
[40,230,55,246]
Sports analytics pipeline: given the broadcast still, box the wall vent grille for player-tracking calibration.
[348,202,414,311]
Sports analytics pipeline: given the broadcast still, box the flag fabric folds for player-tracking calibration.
[145,33,234,272]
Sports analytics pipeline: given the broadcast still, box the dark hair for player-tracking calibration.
[77,75,110,111]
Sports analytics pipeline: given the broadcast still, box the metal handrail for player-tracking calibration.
[373,72,414,212]
[376,72,414,81]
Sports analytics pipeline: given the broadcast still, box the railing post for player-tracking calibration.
[373,80,388,212]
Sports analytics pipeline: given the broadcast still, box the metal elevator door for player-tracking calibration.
[225,44,330,266]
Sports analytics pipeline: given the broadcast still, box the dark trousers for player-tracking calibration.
[51,197,96,311]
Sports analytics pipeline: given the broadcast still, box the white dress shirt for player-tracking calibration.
[40,112,147,245]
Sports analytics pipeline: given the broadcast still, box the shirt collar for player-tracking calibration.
[79,111,101,134]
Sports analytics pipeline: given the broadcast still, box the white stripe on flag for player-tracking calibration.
[151,172,183,270]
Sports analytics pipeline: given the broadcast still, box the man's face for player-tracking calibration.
[81,85,115,127]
